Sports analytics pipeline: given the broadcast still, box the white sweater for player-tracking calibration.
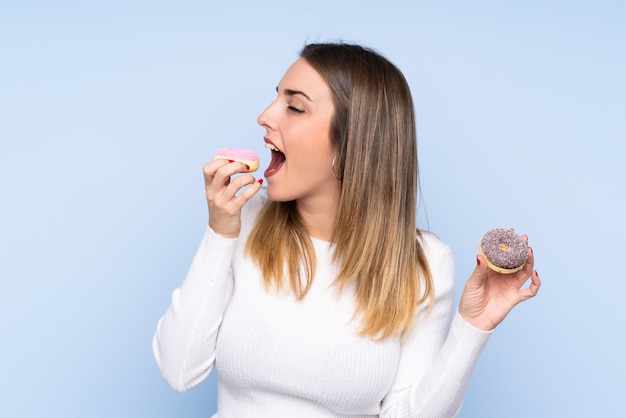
[153,195,491,417]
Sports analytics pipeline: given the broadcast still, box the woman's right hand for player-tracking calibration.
[203,159,263,239]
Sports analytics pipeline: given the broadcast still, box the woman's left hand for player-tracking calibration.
[458,234,541,331]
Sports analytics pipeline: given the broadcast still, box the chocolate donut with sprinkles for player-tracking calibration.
[478,228,528,274]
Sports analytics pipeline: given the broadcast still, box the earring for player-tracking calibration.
[331,156,343,181]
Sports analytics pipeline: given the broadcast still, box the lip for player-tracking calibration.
[264,137,278,148]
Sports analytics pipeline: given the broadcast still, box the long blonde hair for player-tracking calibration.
[246,43,433,340]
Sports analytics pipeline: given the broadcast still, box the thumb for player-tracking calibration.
[466,254,489,289]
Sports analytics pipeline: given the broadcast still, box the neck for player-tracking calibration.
[296,192,339,242]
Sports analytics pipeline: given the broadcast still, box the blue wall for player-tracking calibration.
[1,1,624,416]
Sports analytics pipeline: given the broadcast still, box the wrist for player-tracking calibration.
[208,224,240,240]
[457,310,497,332]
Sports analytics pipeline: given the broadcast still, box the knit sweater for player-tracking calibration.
[153,194,491,417]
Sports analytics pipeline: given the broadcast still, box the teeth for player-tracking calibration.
[265,143,280,152]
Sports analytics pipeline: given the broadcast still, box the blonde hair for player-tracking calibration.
[246,43,433,340]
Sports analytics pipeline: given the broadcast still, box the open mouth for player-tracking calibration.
[264,142,285,177]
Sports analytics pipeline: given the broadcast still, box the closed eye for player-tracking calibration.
[287,105,304,114]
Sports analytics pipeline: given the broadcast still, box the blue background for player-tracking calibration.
[1,1,624,417]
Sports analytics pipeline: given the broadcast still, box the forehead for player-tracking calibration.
[278,59,330,100]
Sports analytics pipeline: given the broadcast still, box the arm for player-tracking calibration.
[153,158,263,392]
[381,238,491,417]
[382,234,540,417]
[152,228,236,392]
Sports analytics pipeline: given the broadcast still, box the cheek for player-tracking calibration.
[285,120,334,168]
[307,123,334,156]
[297,142,333,172]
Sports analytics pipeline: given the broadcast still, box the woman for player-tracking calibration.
[153,43,541,417]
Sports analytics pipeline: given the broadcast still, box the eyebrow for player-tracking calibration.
[276,86,313,102]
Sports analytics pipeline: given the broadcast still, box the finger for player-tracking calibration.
[207,164,256,202]
[519,269,541,301]
[204,160,252,188]
[211,175,262,212]
[222,174,257,199]
[515,243,535,282]
[236,178,264,203]
[203,159,230,187]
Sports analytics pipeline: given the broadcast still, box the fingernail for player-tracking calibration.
[534,270,539,278]
[245,164,251,170]
[529,246,533,254]
[258,179,264,185]
[228,159,235,163]
[476,256,481,266]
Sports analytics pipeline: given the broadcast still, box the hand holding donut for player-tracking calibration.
[458,232,541,331]
[204,148,263,239]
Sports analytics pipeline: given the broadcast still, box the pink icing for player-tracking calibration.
[214,148,259,161]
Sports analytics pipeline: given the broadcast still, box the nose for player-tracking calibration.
[257,100,276,130]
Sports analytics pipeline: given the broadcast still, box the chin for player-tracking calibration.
[264,186,282,202]
[265,186,295,203]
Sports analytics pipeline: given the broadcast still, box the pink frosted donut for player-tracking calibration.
[213,148,259,172]
[478,228,528,274]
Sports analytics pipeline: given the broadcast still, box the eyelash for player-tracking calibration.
[287,105,304,114]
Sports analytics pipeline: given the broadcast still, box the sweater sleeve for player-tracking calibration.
[152,227,236,393]
[380,236,492,417]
